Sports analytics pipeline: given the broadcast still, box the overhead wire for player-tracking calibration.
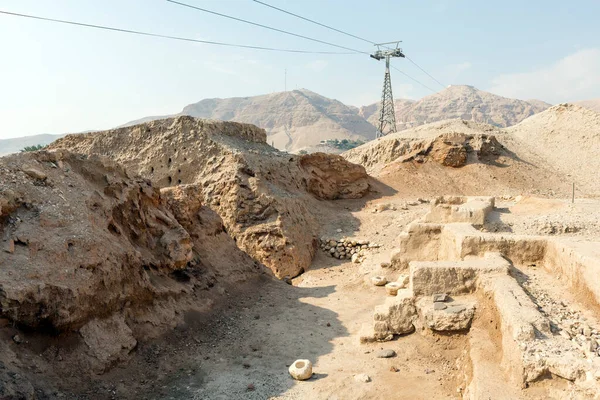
[405,56,445,88]
[391,66,436,92]
[250,0,446,89]
[166,0,368,54]
[0,9,354,54]
[251,0,373,46]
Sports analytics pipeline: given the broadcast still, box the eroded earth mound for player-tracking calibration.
[49,116,369,278]
[343,117,597,198]
[344,120,505,174]
[0,149,264,395]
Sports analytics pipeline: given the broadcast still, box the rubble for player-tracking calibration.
[385,282,402,296]
[354,374,371,383]
[372,290,417,339]
[318,237,380,261]
[376,349,396,358]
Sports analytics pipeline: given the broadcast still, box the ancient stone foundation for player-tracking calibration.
[361,196,600,397]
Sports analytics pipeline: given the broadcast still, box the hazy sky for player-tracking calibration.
[1,0,599,139]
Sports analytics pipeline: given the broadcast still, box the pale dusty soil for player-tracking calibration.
[40,189,469,400]
[486,197,600,240]
[17,191,599,399]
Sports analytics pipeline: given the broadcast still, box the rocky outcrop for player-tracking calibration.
[49,116,369,278]
[430,138,468,168]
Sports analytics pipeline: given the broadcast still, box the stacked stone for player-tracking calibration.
[318,237,380,262]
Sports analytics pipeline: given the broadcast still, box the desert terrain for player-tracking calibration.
[1,100,600,400]
[3,84,578,157]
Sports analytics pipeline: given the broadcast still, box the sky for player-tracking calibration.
[0,0,599,139]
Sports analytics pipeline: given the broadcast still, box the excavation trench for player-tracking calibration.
[366,196,600,398]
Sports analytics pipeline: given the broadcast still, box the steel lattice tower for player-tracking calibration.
[370,42,405,138]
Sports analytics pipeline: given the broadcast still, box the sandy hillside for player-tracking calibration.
[49,116,370,279]
[507,103,600,195]
[343,119,577,198]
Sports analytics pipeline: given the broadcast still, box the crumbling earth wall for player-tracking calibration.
[0,150,262,375]
[49,116,370,278]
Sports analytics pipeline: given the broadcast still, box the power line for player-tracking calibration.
[0,9,353,55]
[251,0,446,89]
[252,0,373,46]
[391,65,436,93]
[406,56,445,88]
[166,0,368,54]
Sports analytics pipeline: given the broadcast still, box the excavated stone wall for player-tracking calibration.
[371,196,600,396]
[424,196,494,225]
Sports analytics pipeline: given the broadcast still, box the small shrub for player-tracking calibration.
[20,144,45,152]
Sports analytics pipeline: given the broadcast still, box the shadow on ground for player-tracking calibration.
[103,278,344,399]
[0,177,396,400]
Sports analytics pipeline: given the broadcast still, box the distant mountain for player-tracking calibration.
[575,99,600,113]
[360,85,551,130]
[358,99,415,126]
[6,87,557,157]
[123,89,377,152]
[0,133,66,157]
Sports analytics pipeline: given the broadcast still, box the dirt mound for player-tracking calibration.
[343,119,575,197]
[298,152,369,200]
[49,116,369,278]
[0,150,262,385]
[507,103,600,194]
[344,120,504,173]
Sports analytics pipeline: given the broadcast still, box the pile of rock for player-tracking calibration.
[522,277,600,357]
[319,237,380,262]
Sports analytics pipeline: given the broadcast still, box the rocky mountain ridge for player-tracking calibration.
[360,85,551,130]
[121,89,377,153]
[2,86,558,156]
[118,86,552,153]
